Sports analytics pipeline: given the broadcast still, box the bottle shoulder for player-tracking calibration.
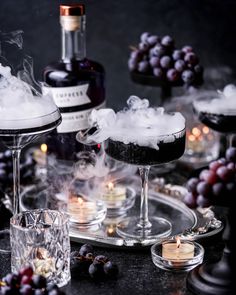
[44,58,104,74]
[43,58,105,87]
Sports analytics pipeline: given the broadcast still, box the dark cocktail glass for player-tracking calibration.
[105,128,186,244]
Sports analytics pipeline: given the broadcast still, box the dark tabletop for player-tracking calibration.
[0,161,225,295]
[0,229,224,295]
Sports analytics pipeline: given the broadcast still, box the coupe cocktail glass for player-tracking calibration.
[105,128,186,243]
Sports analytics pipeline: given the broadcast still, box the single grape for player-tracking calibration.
[226,147,236,162]
[216,166,233,182]
[20,284,34,295]
[182,46,193,53]
[140,32,150,43]
[226,182,236,195]
[184,52,199,65]
[70,254,87,272]
[79,244,94,256]
[4,150,11,159]
[88,263,105,279]
[161,35,174,47]
[0,162,7,169]
[209,161,223,172]
[212,182,225,197]
[166,69,179,82]
[128,58,137,71]
[199,169,209,181]
[138,42,149,52]
[130,50,142,61]
[196,181,211,197]
[32,275,47,289]
[34,290,45,295]
[194,64,203,75]
[137,61,149,73]
[103,261,119,277]
[19,266,34,278]
[218,157,227,164]
[205,170,218,185]
[149,56,160,68]
[183,192,197,208]
[186,177,199,194]
[227,162,236,172]
[172,50,184,61]
[181,70,195,84]
[151,44,166,57]
[147,35,160,46]
[174,60,186,72]
[160,56,172,69]
[21,275,32,285]
[196,195,211,207]
[153,67,163,78]
[47,284,59,292]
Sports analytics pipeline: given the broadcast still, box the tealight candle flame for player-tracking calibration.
[192,127,201,137]
[77,197,84,205]
[40,143,47,153]
[202,126,209,134]
[176,237,181,248]
[188,134,196,142]
[107,182,114,191]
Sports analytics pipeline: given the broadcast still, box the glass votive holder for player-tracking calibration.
[99,183,136,217]
[68,194,107,229]
[151,238,204,272]
[182,123,220,165]
[10,209,71,287]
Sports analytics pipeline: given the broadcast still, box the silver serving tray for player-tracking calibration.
[69,191,223,248]
[19,182,223,248]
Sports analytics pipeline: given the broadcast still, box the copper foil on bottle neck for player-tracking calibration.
[60,4,85,16]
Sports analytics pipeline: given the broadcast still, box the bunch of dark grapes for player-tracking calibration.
[184,147,236,208]
[0,266,65,295]
[0,150,36,193]
[128,33,203,86]
[70,244,119,280]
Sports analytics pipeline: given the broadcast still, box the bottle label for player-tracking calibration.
[42,84,91,107]
[57,101,105,133]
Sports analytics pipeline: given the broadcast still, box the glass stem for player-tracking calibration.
[137,166,152,229]
[227,134,234,148]
[12,148,21,215]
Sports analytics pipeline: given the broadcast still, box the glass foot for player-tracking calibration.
[116,216,172,244]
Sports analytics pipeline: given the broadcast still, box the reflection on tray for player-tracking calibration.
[19,181,223,248]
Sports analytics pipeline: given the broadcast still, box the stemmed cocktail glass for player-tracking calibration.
[76,96,186,244]
[105,128,186,244]
[0,64,61,254]
[193,90,236,147]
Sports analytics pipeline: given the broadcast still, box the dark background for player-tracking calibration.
[0,0,236,110]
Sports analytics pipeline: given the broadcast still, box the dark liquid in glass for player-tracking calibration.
[105,132,186,166]
[198,111,236,133]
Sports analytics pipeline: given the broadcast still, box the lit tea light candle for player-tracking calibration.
[33,143,47,166]
[106,224,116,237]
[102,182,126,202]
[68,195,97,223]
[162,237,194,261]
[32,247,56,278]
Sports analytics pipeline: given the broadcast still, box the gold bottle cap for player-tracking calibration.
[60,4,85,16]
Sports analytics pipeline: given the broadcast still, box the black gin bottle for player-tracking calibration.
[43,4,105,164]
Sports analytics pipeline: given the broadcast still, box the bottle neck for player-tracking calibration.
[61,15,86,62]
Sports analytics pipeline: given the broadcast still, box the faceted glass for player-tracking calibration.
[10,209,70,287]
